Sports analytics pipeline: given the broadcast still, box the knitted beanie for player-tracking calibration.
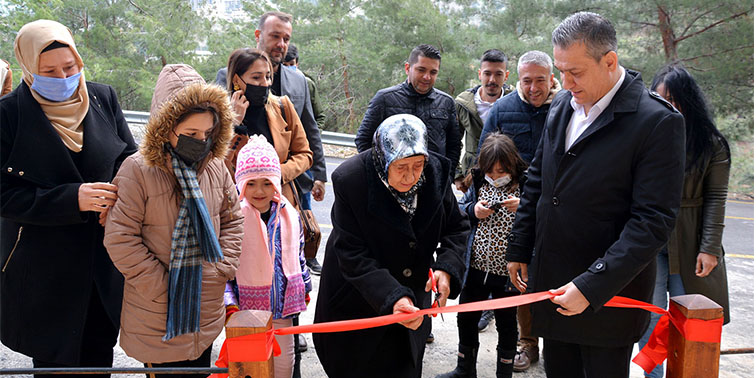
[235,134,282,201]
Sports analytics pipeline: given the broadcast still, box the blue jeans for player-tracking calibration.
[637,249,685,377]
[299,170,313,210]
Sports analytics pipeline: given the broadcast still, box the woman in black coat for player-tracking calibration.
[0,20,137,374]
[313,114,469,378]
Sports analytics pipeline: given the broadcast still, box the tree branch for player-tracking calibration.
[675,9,751,44]
[617,16,657,27]
[678,6,719,38]
[679,44,754,62]
[128,0,149,15]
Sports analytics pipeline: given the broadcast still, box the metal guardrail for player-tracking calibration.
[123,110,357,148]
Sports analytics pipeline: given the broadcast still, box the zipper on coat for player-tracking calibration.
[2,226,23,272]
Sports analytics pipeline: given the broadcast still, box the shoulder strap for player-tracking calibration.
[279,97,287,123]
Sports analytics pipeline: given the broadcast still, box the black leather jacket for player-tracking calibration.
[355,81,461,171]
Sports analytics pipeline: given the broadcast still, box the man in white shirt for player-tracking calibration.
[506,12,685,377]
[454,49,514,192]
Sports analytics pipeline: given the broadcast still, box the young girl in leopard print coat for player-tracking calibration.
[439,132,528,378]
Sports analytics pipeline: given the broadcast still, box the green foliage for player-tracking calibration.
[4,0,753,186]
[2,0,214,111]
[729,140,754,196]
[717,114,754,196]
[718,113,754,145]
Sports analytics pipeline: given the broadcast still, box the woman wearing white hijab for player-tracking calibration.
[0,20,137,376]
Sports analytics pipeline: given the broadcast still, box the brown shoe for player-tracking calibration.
[513,343,539,372]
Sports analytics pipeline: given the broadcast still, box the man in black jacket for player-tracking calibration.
[355,44,461,173]
[506,12,685,377]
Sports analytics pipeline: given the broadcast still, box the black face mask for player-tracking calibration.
[244,82,269,107]
[173,134,213,165]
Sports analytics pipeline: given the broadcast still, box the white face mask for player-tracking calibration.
[485,173,511,188]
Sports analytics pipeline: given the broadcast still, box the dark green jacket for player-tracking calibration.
[454,84,513,179]
[667,136,730,323]
[304,73,326,130]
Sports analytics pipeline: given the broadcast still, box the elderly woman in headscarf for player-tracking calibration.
[0,20,137,375]
[313,114,470,378]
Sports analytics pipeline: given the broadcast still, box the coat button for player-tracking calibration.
[552,196,559,206]
[402,268,412,277]
[18,171,24,176]
[595,263,603,269]
[6,167,11,172]
[408,241,416,249]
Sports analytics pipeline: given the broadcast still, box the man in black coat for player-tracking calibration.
[354,44,461,174]
[506,12,685,377]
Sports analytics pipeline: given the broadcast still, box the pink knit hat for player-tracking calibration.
[235,135,282,201]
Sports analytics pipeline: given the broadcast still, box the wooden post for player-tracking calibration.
[225,310,274,378]
[666,294,723,378]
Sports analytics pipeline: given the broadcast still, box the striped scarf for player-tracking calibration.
[164,152,224,341]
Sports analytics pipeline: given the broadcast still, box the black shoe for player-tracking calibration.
[435,344,479,378]
[306,258,322,275]
[297,334,308,352]
[478,310,494,332]
[496,348,516,378]
[426,331,435,343]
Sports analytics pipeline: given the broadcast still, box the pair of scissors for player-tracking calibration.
[428,268,444,321]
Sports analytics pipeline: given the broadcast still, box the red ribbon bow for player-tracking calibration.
[604,296,723,373]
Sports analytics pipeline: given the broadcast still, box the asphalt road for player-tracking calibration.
[0,155,752,377]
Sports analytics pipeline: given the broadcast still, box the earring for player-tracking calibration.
[233,83,240,91]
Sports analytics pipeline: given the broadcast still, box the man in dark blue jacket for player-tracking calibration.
[478,49,560,372]
[479,50,560,165]
[355,44,461,176]
[507,12,685,377]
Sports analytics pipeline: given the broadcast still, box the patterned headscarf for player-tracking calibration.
[372,114,429,217]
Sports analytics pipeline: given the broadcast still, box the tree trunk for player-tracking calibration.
[657,5,678,61]
[337,36,355,132]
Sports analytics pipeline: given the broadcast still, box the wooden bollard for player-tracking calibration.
[666,294,724,378]
[225,310,274,378]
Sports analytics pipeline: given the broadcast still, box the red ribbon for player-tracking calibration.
[208,330,281,378]
[604,296,723,373]
[210,292,723,376]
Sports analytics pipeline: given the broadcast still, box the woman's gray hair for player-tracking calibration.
[552,12,617,61]
[518,51,553,74]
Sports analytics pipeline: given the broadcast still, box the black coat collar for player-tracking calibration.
[551,70,643,156]
[3,82,128,186]
[402,80,438,100]
[363,150,451,240]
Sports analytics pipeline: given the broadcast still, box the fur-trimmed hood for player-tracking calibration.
[140,64,234,172]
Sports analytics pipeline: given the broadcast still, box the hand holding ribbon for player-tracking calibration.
[211,292,723,377]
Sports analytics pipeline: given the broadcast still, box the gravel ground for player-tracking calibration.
[2,270,750,378]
